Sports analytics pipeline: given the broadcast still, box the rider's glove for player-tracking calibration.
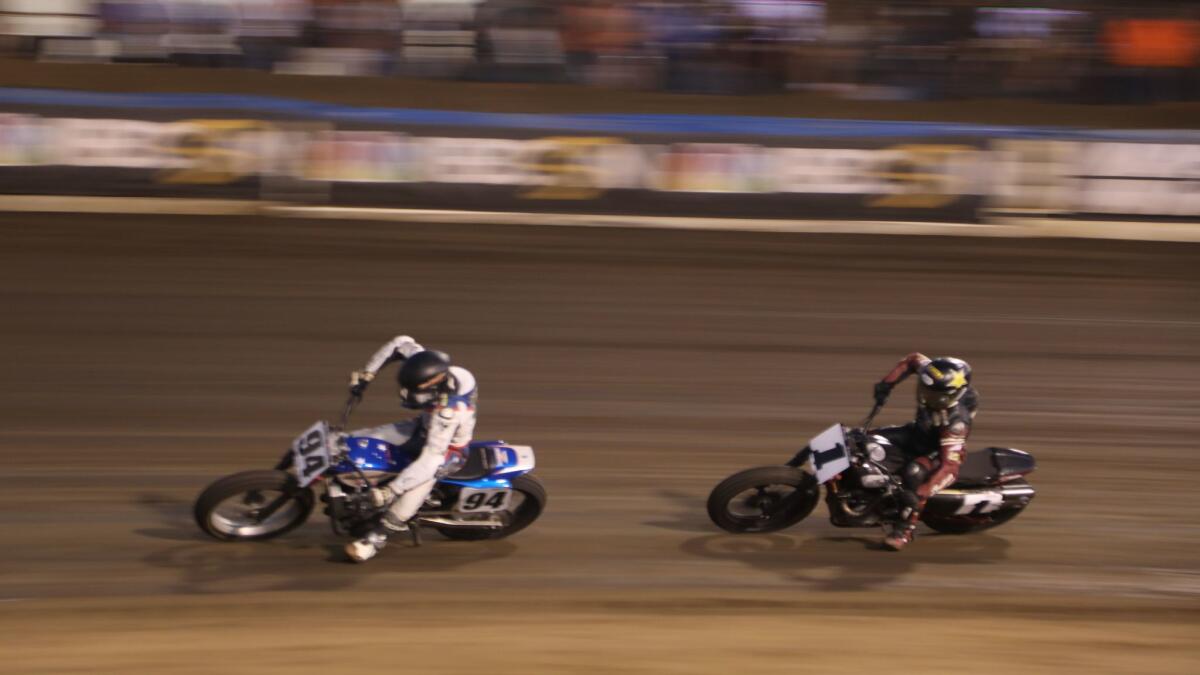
[873,381,893,405]
[349,370,375,397]
[369,486,396,508]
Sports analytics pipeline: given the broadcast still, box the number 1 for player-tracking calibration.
[954,492,1003,515]
[812,443,845,470]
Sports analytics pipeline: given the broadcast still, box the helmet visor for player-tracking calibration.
[398,386,436,408]
[398,372,447,409]
[918,383,964,410]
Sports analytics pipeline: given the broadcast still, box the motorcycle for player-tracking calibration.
[706,404,1035,537]
[194,394,546,545]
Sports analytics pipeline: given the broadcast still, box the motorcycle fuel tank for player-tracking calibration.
[333,436,416,475]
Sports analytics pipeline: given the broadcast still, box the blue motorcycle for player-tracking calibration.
[194,394,546,544]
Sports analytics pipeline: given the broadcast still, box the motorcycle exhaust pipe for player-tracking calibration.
[924,482,1036,516]
[417,515,505,529]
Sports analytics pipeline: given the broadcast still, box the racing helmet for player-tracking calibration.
[916,357,972,410]
[396,350,452,409]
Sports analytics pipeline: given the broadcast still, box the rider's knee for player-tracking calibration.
[902,461,929,491]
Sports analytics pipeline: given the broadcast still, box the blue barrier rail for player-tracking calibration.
[2,87,1198,142]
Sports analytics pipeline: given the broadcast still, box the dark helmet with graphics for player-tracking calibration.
[396,350,452,409]
[916,357,972,410]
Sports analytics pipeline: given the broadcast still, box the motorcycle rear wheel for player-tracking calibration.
[194,470,315,541]
[707,465,819,534]
[436,473,547,541]
[922,507,1024,534]
[921,479,1031,535]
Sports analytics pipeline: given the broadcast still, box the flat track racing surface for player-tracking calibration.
[2,214,1197,674]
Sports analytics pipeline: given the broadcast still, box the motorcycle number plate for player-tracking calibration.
[953,491,1005,515]
[806,424,850,484]
[291,421,331,488]
[454,487,511,513]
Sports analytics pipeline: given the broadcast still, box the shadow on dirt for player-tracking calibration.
[642,489,714,533]
[653,485,1012,592]
[678,530,1011,592]
[133,493,209,543]
[132,492,518,594]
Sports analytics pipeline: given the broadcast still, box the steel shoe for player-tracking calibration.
[345,531,387,563]
[882,524,915,551]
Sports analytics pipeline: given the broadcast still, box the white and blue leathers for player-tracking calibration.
[351,335,477,526]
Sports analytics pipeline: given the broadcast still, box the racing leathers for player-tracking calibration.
[873,352,978,550]
[345,336,477,561]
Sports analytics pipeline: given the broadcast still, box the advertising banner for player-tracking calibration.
[1,96,1197,222]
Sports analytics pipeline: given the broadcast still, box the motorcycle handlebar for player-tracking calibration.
[861,402,883,430]
[335,392,362,431]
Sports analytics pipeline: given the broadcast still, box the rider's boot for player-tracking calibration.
[345,514,410,563]
[345,530,388,562]
[882,522,915,551]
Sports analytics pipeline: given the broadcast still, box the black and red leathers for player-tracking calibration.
[873,353,978,549]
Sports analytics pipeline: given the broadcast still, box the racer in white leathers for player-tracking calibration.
[343,335,477,563]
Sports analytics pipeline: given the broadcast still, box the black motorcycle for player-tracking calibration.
[706,405,1036,536]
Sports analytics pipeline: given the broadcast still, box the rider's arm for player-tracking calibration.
[362,335,425,376]
[882,352,931,385]
[350,335,425,394]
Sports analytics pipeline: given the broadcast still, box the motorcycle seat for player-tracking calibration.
[952,447,1036,487]
[445,445,493,481]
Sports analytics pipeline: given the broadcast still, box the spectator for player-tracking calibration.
[3,0,1197,105]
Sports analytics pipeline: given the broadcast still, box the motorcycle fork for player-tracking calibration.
[825,477,848,509]
[786,446,811,468]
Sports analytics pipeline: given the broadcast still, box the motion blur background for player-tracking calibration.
[2,0,1198,102]
[1,2,1198,674]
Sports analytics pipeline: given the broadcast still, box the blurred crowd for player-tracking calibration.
[1,0,1198,103]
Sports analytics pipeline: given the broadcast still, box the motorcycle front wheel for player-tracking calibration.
[707,465,819,534]
[194,469,315,541]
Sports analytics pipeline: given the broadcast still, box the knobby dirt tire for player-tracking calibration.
[436,473,547,541]
[921,479,1032,535]
[707,465,820,534]
[194,469,315,542]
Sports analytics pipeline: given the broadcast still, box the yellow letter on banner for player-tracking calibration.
[158,119,274,184]
[867,144,978,209]
[521,137,620,200]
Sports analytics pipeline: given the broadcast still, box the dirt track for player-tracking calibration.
[1,214,1197,674]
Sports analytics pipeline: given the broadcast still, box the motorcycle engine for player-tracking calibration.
[856,463,890,489]
[826,452,895,527]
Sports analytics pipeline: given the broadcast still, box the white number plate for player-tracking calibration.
[291,421,331,488]
[455,487,511,513]
[804,424,851,484]
[952,491,1005,515]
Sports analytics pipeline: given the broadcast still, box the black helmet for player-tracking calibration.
[916,357,971,410]
[396,350,452,409]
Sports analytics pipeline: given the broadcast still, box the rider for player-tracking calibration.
[871,352,977,551]
[342,335,477,563]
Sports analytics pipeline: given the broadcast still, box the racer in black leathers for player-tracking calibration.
[871,353,977,551]
[342,336,477,563]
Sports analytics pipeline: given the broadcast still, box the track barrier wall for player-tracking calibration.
[1,88,1199,223]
